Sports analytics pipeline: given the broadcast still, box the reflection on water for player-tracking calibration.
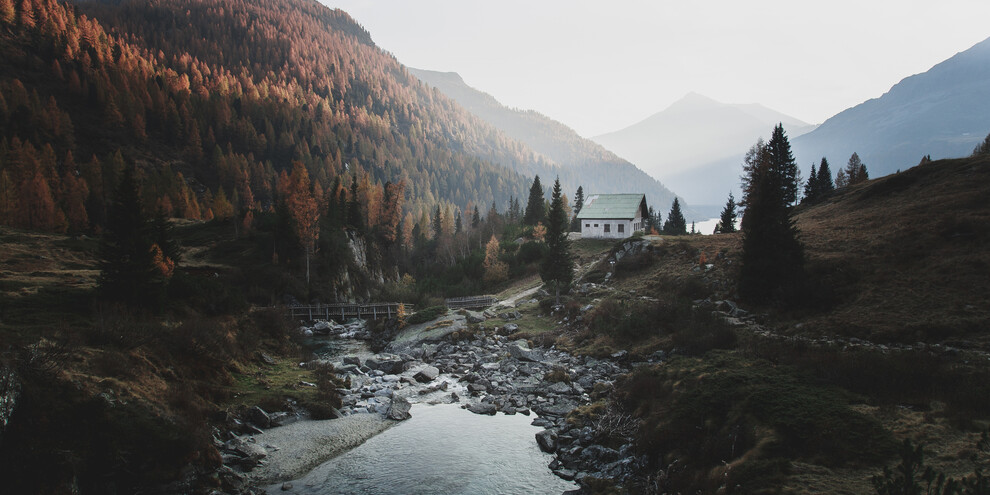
[268,403,577,495]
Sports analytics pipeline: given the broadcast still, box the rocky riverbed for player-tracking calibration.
[213,307,655,493]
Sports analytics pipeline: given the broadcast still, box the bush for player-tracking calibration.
[615,353,893,492]
[406,305,447,325]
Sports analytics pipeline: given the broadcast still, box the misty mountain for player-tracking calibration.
[792,36,990,178]
[591,93,815,205]
[408,68,687,218]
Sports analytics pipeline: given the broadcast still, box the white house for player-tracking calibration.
[576,194,648,239]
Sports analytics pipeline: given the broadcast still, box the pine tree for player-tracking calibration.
[570,185,584,231]
[767,124,800,205]
[523,175,546,226]
[455,211,462,234]
[804,163,818,203]
[973,133,990,156]
[662,198,686,235]
[472,205,481,229]
[845,152,868,186]
[835,168,848,189]
[98,164,165,308]
[716,192,737,233]
[347,175,363,232]
[739,135,804,304]
[816,157,834,197]
[540,178,574,304]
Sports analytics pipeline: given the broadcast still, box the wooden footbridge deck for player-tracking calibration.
[287,302,406,321]
[288,295,497,321]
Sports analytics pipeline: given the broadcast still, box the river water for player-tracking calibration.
[266,403,577,494]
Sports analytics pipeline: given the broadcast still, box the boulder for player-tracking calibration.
[467,402,497,415]
[464,310,486,324]
[507,340,542,362]
[502,323,519,334]
[413,366,440,383]
[245,406,271,429]
[385,396,412,421]
[342,356,362,366]
[536,429,558,453]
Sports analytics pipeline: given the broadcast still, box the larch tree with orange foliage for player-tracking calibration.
[279,161,320,285]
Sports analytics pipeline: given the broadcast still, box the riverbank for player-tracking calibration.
[244,413,397,485]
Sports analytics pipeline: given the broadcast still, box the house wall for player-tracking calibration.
[580,217,644,239]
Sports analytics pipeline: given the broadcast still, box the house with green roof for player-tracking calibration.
[575,193,648,239]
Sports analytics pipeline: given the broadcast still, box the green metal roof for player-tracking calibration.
[576,194,646,220]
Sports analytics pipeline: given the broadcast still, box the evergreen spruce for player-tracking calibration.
[570,186,584,232]
[472,205,481,229]
[523,175,546,226]
[662,198,687,235]
[739,135,804,304]
[716,192,737,233]
[973,132,990,156]
[347,175,362,231]
[845,153,868,186]
[766,124,800,206]
[804,163,818,203]
[98,164,167,308]
[816,157,834,197]
[455,211,462,234]
[540,178,574,305]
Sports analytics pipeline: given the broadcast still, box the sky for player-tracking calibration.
[320,1,990,138]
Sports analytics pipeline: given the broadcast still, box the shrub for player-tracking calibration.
[406,305,447,325]
[544,366,571,383]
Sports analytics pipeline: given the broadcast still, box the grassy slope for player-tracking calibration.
[504,156,990,493]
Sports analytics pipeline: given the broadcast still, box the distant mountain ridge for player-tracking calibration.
[408,68,687,218]
[590,92,815,205]
[792,36,990,177]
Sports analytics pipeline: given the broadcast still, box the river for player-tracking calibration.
[267,403,578,494]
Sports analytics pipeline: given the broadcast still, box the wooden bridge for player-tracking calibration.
[287,302,406,321]
[445,295,498,310]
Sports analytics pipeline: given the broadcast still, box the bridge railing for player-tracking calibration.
[445,295,498,310]
[287,302,408,321]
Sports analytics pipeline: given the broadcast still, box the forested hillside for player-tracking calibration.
[0,0,566,239]
[408,68,682,215]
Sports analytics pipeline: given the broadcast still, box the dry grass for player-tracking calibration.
[790,157,990,346]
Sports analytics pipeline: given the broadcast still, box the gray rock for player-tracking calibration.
[502,323,519,334]
[467,402,497,415]
[413,365,440,383]
[386,396,412,421]
[464,310,486,324]
[342,356,362,366]
[554,468,577,481]
[547,381,573,395]
[245,406,271,429]
[536,429,558,453]
[281,482,294,491]
[259,352,277,366]
[507,340,542,362]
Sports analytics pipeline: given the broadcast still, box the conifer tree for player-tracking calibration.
[804,163,818,203]
[816,157,834,196]
[662,198,687,235]
[540,178,574,304]
[523,175,546,226]
[98,164,166,308]
[570,185,584,231]
[472,205,481,229]
[716,192,737,233]
[347,175,363,232]
[767,124,800,205]
[739,135,804,304]
[973,133,990,156]
[845,152,868,186]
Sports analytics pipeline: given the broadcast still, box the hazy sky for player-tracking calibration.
[321,1,990,138]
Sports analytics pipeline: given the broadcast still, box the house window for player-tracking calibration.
[618,224,624,233]
[594,224,598,227]
[585,223,590,228]
[604,224,611,233]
